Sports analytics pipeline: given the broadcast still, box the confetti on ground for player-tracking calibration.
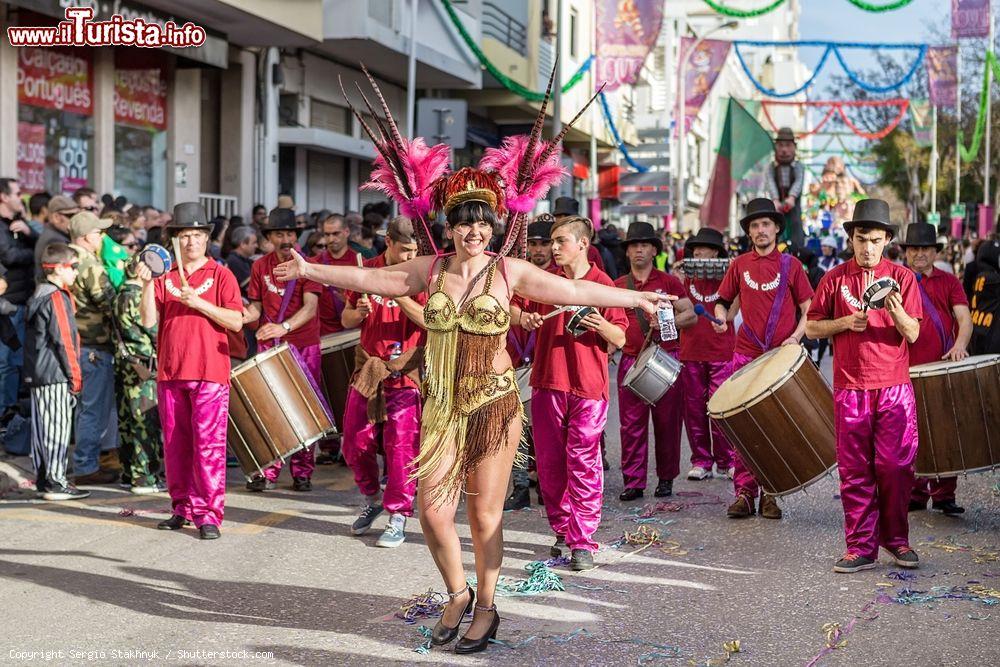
[469,560,564,597]
[886,570,917,581]
[920,537,1000,564]
[879,585,1000,607]
[394,589,445,624]
[412,625,432,654]
[805,599,880,667]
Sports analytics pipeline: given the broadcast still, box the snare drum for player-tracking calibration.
[621,345,682,405]
[228,343,336,479]
[565,306,597,337]
[708,345,837,496]
[862,277,900,310]
[138,244,172,277]
[320,330,361,433]
[911,354,1000,477]
[515,365,532,425]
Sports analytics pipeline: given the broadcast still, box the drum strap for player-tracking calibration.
[744,252,792,353]
[507,328,536,365]
[917,280,954,353]
[267,277,298,345]
[626,274,651,340]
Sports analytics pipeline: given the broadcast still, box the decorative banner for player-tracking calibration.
[959,50,1000,162]
[16,122,46,193]
[926,46,958,108]
[760,99,910,140]
[701,0,916,18]
[595,0,664,91]
[114,69,168,131]
[598,92,648,172]
[682,37,731,131]
[952,0,990,39]
[16,47,92,116]
[909,99,933,147]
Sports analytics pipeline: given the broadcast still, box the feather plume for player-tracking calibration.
[361,138,451,221]
[480,136,566,214]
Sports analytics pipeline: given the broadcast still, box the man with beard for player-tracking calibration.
[765,128,805,248]
[312,212,359,335]
[900,222,971,517]
[806,199,922,573]
[243,208,323,492]
[713,198,814,520]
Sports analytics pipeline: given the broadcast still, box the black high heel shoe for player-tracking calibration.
[430,586,474,646]
[454,604,500,654]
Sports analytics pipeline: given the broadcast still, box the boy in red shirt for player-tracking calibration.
[900,222,972,516]
[679,228,736,481]
[311,213,359,335]
[139,203,244,540]
[523,215,628,571]
[806,199,923,573]
[339,217,426,548]
[713,198,813,520]
[613,222,694,501]
[244,208,323,492]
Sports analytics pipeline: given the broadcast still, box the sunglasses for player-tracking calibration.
[313,242,328,250]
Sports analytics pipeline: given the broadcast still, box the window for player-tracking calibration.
[569,8,578,58]
[311,99,350,134]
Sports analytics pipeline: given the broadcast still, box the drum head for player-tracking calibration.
[139,244,171,277]
[910,353,1000,378]
[232,343,288,377]
[862,277,899,309]
[321,330,361,352]
[708,345,806,416]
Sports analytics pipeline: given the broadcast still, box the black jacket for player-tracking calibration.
[225,251,253,300]
[24,283,82,390]
[0,216,37,305]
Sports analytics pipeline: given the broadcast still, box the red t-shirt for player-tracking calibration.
[154,259,243,385]
[908,268,969,366]
[807,258,923,390]
[680,277,736,362]
[718,248,814,359]
[526,263,628,401]
[344,254,427,391]
[310,248,359,335]
[247,251,322,349]
[614,269,686,356]
[588,245,604,271]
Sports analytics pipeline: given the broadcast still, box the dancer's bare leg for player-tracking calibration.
[417,450,468,626]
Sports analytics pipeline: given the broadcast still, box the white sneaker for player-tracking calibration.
[687,466,712,481]
[376,513,406,548]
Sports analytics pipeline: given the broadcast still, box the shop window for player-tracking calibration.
[113,52,168,208]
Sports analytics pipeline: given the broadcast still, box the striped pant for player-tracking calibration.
[30,383,75,488]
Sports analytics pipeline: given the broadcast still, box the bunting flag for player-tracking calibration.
[760,99,910,140]
[595,0,665,91]
[909,99,933,148]
[952,0,990,39]
[700,98,773,231]
[927,46,959,108]
[682,38,731,131]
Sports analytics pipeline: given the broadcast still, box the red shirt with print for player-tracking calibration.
[526,263,628,401]
[310,248,359,335]
[908,267,968,366]
[247,251,322,349]
[718,248,814,359]
[154,259,243,385]
[680,277,736,362]
[344,254,427,391]
[614,269,686,356]
[807,259,923,390]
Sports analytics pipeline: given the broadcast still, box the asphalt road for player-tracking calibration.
[1,356,998,666]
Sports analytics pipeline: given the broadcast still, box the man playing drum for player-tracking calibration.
[339,217,427,548]
[138,203,244,540]
[713,198,814,520]
[679,227,736,481]
[900,222,971,516]
[806,199,923,573]
[243,207,323,492]
[613,222,694,501]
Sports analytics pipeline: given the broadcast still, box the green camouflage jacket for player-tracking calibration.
[112,280,156,361]
[69,243,115,348]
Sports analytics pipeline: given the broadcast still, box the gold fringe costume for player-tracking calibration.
[413,255,523,503]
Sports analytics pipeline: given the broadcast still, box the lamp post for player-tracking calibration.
[675,20,737,229]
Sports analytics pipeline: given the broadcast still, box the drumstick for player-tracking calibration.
[171,237,188,288]
[542,305,574,321]
[356,253,367,300]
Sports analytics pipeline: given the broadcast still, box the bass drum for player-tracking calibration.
[320,330,361,435]
[911,354,1000,477]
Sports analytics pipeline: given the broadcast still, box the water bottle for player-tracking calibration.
[388,342,402,378]
[657,302,677,342]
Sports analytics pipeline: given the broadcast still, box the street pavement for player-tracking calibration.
[1,354,999,666]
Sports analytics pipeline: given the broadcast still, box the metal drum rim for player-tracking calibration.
[231,342,290,377]
[707,346,808,419]
[909,353,1000,378]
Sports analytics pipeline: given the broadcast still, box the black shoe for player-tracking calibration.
[601,453,610,471]
[41,484,90,501]
[246,477,275,492]
[199,524,221,540]
[653,479,673,498]
[157,515,190,531]
[570,548,595,571]
[833,553,876,573]
[431,587,474,646]
[455,605,500,655]
[292,476,312,492]
[503,486,530,511]
[932,499,965,515]
[619,487,643,502]
[908,499,927,512]
[550,535,566,558]
[536,489,545,506]
[888,546,919,568]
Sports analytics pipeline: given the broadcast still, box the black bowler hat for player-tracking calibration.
[843,198,897,240]
[527,215,553,241]
[622,221,662,254]
[898,222,943,251]
[686,227,726,255]
[262,207,297,232]
[553,196,580,217]
[167,202,211,230]
[739,198,785,234]
[775,127,796,143]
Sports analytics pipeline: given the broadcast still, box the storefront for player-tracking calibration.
[113,51,168,208]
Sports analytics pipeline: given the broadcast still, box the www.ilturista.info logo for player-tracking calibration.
[7,7,206,48]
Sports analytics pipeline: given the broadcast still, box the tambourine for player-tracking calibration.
[137,244,172,277]
[862,277,899,311]
[565,306,597,337]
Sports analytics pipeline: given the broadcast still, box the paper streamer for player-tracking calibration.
[702,0,914,18]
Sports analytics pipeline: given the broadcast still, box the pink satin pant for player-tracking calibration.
[911,477,958,503]
[259,342,321,482]
[158,380,229,527]
[531,388,607,552]
[341,386,421,516]
[617,353,683,489]
[681,360,734,471]
[722,352,761,498]
[835,383,918,560]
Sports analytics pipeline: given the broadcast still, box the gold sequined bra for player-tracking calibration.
[423,257,511,336]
